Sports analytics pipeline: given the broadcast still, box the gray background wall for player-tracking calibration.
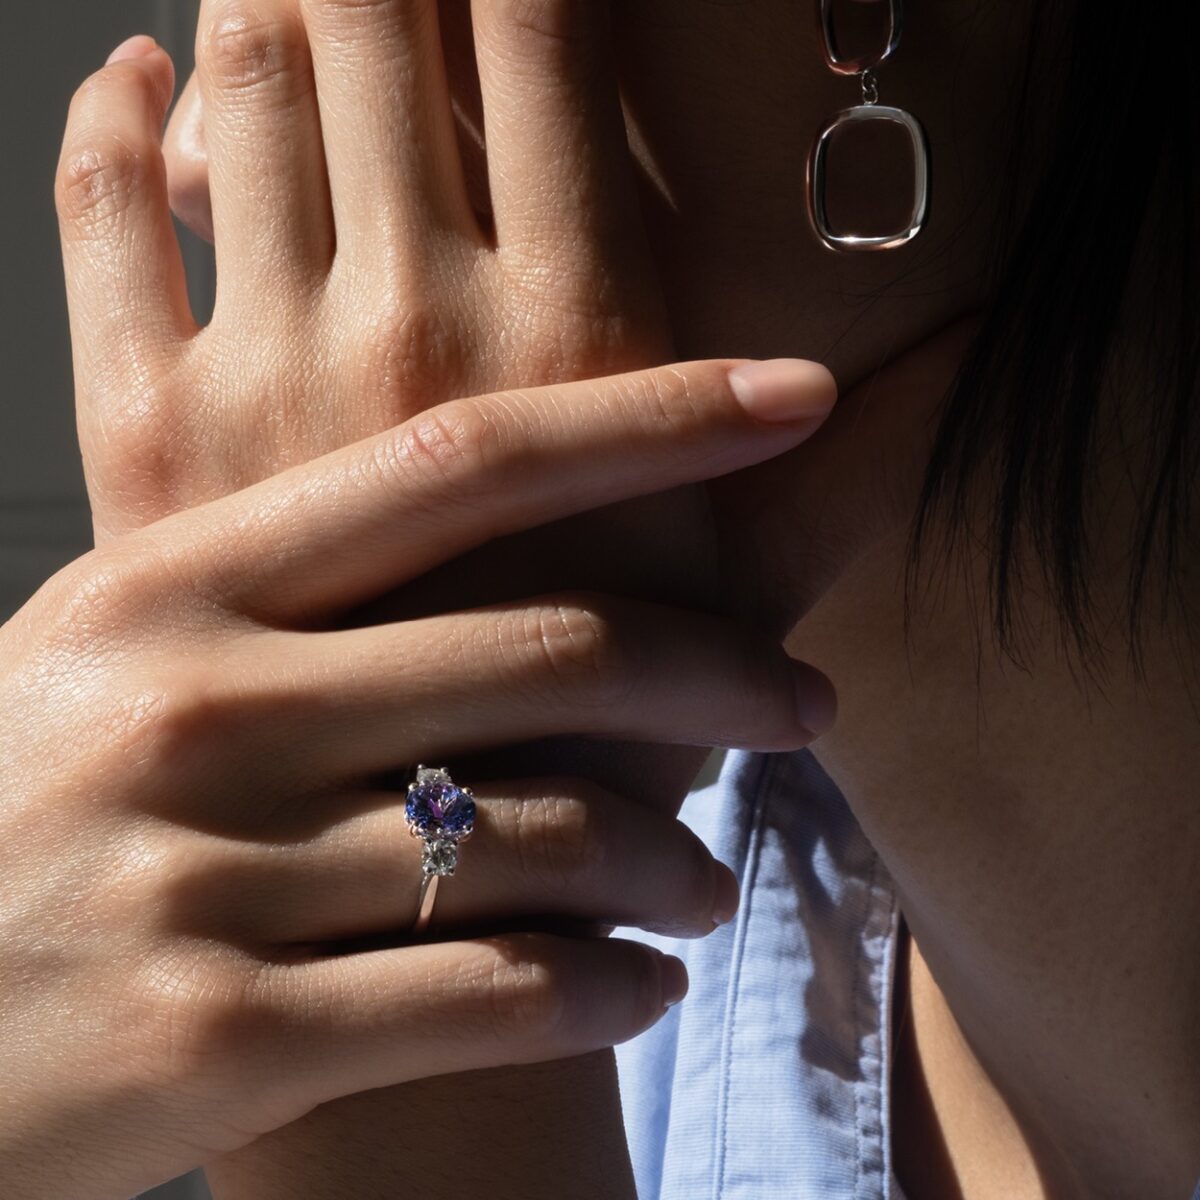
[3,5,214,1196]
[1,0,212,622]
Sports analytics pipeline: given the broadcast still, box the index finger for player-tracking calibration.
[169,357,836,622]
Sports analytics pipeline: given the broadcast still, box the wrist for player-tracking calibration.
[207,1053,636,1200]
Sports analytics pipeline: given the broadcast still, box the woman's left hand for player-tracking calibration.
[0,356,835,1200]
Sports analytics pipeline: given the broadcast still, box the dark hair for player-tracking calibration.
[909,1,1198,664]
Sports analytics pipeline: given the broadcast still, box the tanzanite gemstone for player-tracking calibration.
[406,781,476,842]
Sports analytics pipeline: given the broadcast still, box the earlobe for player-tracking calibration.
[163,72,214,244]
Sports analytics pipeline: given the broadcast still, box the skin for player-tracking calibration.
[51,2,1200,1199]
[603,7,1200,1197]
[29,7,853,1199]
[62,9,861,1198]
[0,340,845,1198]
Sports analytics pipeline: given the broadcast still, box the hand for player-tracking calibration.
[0,360,835,1200]
[151,1,976,651]
[65,4,668,538]
[59,5,756,822]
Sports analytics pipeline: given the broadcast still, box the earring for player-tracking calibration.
[806,0,930,251]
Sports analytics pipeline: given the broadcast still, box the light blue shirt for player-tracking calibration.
[615,750,1200,1200]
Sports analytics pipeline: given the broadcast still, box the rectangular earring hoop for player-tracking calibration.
[818,0,903,75]
[808,0,930,252]
[807,104,931,251]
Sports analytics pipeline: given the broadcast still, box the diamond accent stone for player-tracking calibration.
[422,839,458,877]
[416,766,452,785]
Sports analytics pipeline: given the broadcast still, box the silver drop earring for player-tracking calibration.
[806,0,930,251]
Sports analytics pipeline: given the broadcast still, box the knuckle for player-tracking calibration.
[356,303,467,414]
[517,597,637,708]
[103,838,178,918]
[309,0,433,36]
[51,546,166,638]
[93,394,183,491]
[634,365,711,447]
[78,347,198,526]
[479,938,570,1042]
[141,666,245,772]
[312,0,393,15]
[126,953,272,1087]
[515,793,610,895]
[105,839,233,945]
[377,397,501,502]
[204,11,308,94]
[57,134,158,228]
[518,365,704,474]
[490,0,592,52]
[581,363,716,463]
[81,659,249,801]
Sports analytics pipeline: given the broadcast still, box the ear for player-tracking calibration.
[163,72,214,243]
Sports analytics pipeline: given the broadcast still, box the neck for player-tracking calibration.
[798,528,1200,1200]
[893,927,1055,1200]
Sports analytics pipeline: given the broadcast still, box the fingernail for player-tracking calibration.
[712,862,741,928]
[792,660,838,737]
[728,359,838,423]
[107,35,159,66]
[659,954,690,1008]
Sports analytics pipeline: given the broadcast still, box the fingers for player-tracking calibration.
[195,0,334,304]
[298,0,476,259]
[163,73,215,243]
[246,593,837,774]
[185,780,738,944]
[472,0,644,264]
[185,358,837,620]
[57,37,194,389]
[263,934,685,1106]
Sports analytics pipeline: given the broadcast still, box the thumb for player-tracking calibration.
[163,71,214,243]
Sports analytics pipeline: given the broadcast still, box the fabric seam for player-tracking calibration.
[711,751,775,1200]
[878,886,902,1199]
[854,844,901,1200]
[851,848,876,1200]
[853,839,886,1200]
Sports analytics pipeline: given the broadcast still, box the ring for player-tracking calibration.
[405,765,476,936]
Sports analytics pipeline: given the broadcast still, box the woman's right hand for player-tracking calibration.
[0,357,835,1200]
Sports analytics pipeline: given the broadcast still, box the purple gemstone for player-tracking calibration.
[406,782,476,842]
